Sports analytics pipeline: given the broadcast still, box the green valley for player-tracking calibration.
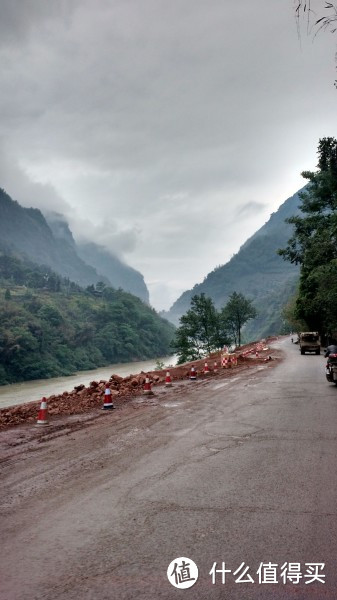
[0,254,174,385]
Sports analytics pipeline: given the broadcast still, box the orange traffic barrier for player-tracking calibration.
[189,366,197,380]
[102,385,114,410]
[36,397,49,426]
[143,376,152,395]
[165,371,173,387]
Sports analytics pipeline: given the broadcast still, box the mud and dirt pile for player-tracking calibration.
[0,339,278,430]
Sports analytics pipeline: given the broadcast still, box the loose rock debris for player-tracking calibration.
[0,337,281,431]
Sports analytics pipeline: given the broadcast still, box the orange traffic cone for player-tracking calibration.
[102,385,114,410]
[165,371,172,387]
[189,366,197,380]
[36,397,50,426]
[143,376,153,395]
[204,362,210,374]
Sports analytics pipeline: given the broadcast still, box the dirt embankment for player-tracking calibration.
[0,338,279,430]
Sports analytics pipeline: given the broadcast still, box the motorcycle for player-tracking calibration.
[325,353,337,385]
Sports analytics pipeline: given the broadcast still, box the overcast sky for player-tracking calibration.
[0,0,336,310]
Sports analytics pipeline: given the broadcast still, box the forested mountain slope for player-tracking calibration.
[165,190,302,339]
[0,253,174,385]
[0,188,149,302]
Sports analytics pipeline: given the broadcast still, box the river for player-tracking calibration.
[0,355,177,410]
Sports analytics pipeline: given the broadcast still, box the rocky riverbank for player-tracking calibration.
[0,339,279,430]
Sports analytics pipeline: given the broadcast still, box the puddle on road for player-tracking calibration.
[132,398,183,408]
[211,377,240,390]
[211,382,230,390]
[132,398,158,407]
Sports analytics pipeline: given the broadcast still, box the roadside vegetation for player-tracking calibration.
[0,253,175,385]
[173,292,257,364]
[279,137,337,338]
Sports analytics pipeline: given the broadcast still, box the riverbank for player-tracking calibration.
[0,355,176,410]
[0,339,279,430]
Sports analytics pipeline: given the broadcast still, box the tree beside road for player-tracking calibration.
[279,137,337,339]
[173,292,257,363]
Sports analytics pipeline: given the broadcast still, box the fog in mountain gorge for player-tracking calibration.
[0,1,336,310]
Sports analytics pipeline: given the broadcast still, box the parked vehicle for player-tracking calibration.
[299,332,320,355]
[325,353,337,385]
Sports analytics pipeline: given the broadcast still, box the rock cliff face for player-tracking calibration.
[0,188,149,302]
[164,190,303,339]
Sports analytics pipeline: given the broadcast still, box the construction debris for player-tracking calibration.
[0,337,280,430]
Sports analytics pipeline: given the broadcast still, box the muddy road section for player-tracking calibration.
[0,338,336,600]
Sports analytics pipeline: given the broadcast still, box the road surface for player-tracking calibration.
[0,337,336,599]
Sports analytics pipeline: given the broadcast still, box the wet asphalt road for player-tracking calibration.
[0,337,336,600]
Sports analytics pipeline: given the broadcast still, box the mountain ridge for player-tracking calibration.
[164,190,303,339]
[0,188,149,302]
